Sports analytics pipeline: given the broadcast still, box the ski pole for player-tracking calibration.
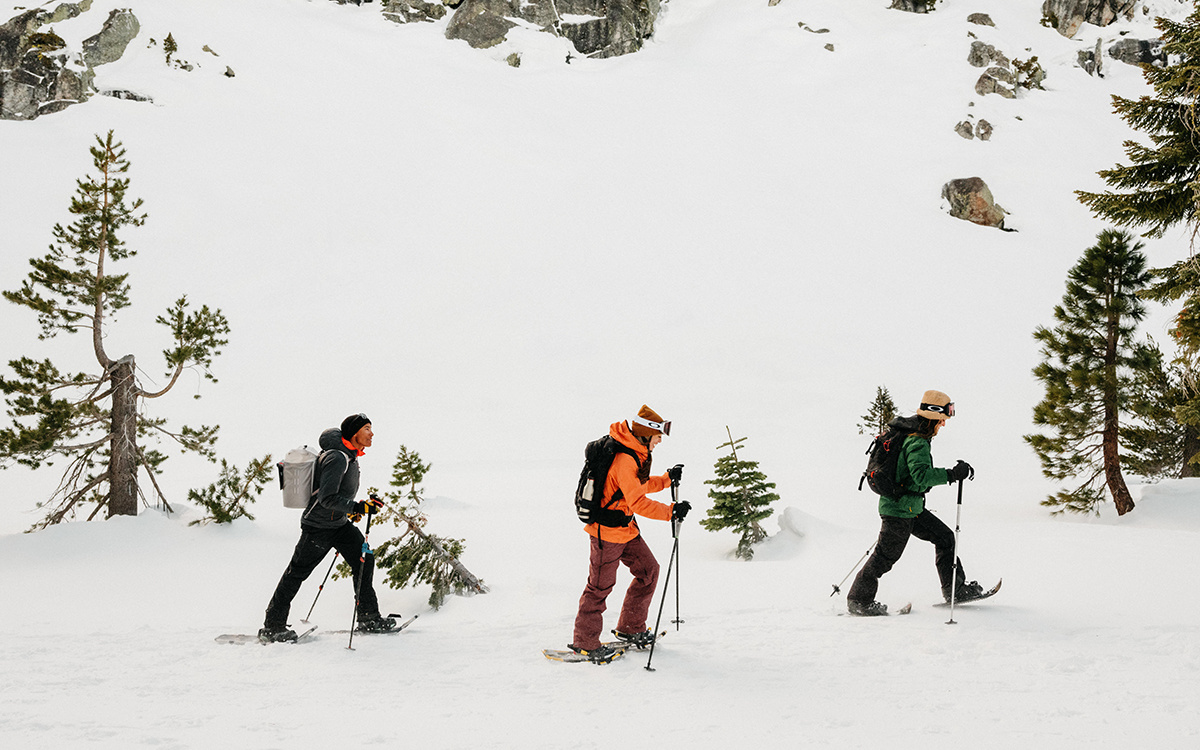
[670,477,684,630]
[301,551,339,623]
[347,504,376,650]
[645,515,681,672]
[830,545,875,597]
[947,479,964,626]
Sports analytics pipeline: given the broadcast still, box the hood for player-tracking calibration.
[888,414,925,434]
[609,420,649,459]
[318,428,344,452]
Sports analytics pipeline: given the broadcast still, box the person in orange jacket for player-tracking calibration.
[569,405,689,663]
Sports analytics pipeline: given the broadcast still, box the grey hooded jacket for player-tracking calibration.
[300,428,361,529]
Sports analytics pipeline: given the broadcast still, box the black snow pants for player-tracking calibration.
[264,522,379,627]
[846,509,965,605]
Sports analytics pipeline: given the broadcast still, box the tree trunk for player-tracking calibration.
[107,355,139,517]
[1180,424,1200,478]
[1103,307,1135,515]
[403,516,487,593]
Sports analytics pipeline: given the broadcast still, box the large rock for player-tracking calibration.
[889,0,932,12]
[1042,0,1136,39]
[383,0,448,25]
[1108,38,1166,67]
[1,3,134,120]
[446,0,660,59]
[942,177,1007,229]
[968,40,1008,68]
[82,8,140,67]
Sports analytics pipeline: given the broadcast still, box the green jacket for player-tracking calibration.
[878,435,951,518]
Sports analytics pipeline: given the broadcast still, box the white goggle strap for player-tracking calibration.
[632,416,671,435]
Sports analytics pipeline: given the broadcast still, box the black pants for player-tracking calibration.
[847,510,965,604]
[264,523,380,627]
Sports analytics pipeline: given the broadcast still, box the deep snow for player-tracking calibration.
[1,1,1198,748]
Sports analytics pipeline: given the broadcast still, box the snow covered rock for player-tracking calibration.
[975,66,1016,98]
[942,176,1008,229]
[1042,0,1136,39]
[0,9,93,120]
[968,40,1008,68]
[382,0,448,25]
[1108,37,1166,67]
[967,13,995,27]
[445,0,660,58]
[889,0,932,13]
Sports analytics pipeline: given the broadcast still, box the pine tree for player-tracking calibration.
[1075,6,1200,476]
[1076,7,1200,238]
[337,445,487,609]
[186,455,273,526]
[700,427,779,560]
[1025,230,1158,515]
[0,132,230,529]
[858,386,897,435]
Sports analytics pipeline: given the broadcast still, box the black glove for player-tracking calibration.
[672,500,691,521]
[349,496,384,521]
[667,464,684,483]
[947,460,975,482]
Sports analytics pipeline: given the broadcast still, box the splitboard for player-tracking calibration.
[325,614,417,635]
[215,625,319,645]
[933,579,1002,608]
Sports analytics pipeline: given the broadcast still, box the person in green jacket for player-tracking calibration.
[847,390,982,616]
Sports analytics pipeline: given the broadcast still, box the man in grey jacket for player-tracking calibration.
[260,413,396,642]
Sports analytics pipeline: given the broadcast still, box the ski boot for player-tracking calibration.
[847,600,888,617]
[356,613,398,633]
[258,624,298,643]
[568,643,621,664]
[944,580,985,604]
[613,629,657,649]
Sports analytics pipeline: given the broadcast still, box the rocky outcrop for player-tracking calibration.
[1109,38,1166,67]
[1042,0,1136,39]
[889,0,932,13]
[942,177,1007,229]
[1,3,138,121]
[968,40,1008,68]
[967,13,995,27]
[82,9,140,67]
[383,0,448,25]
[445,0,660,58]
[975,66,1016,99]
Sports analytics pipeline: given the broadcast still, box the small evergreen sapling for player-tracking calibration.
[186,455,273,526]
[337,445,486,609]
[858,386,897,435]
[701,427,779,560]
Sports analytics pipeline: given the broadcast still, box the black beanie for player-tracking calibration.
[341,413,371,440]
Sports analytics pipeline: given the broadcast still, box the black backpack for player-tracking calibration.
[575,436,640,527]
[858,419,919,498]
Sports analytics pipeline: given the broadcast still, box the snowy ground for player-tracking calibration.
[1,0,1199,747]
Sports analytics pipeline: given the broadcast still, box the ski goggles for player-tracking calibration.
[920,402,955,417]
[632,415,671,436]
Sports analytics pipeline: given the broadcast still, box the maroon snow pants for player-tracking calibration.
[572,533,660,650]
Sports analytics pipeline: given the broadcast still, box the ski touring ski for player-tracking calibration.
[933,579,1002,608]
[325,614,417,635]
[215,625,318,645]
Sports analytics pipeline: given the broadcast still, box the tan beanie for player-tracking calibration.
[916,390,954,420]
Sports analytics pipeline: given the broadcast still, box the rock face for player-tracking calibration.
[1042,0,1136,39]
[82,9,140,67]
[942,177,1007,229]
[1,2,137,121]
[383,0,448,25]
[889,0,932,13]
[1109,38,1166,67]
[446,0,660,58]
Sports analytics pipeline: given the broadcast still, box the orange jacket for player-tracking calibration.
[586,421,673,544]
